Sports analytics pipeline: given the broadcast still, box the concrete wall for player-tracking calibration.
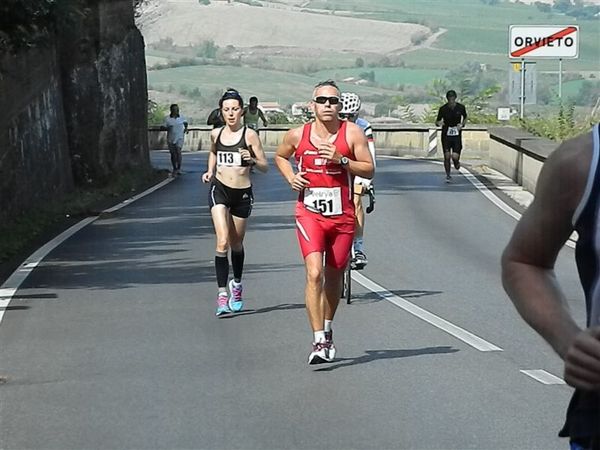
[148,125,555,194]
[0,0,148,223]
[149,126,490,159]
[59,0,149,182]
[489,127,555,193]
[0,46,73,220]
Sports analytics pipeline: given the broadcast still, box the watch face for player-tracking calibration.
[341,157,349,165]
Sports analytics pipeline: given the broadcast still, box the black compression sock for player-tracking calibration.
[215,254,229,288]
[231,247,245,282]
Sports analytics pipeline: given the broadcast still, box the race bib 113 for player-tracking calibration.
[217,151,242,167]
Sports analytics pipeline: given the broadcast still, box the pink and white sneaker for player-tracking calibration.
[228,280,244,312]
[215,293,231,316]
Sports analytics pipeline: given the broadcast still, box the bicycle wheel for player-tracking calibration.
[344,264,352,304]
[340,266,347,299]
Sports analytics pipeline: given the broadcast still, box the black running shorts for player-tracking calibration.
[441,135,462,154]
[208,177,254,218]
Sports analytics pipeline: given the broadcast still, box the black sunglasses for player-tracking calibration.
[339,113,357,120]
[313,96,340,105]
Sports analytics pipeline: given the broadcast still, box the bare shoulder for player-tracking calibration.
[276,124,304,158]
[544,131,593,189]
[536,129,594,212]
[243,127,257,143]
[345,121,368,141]
[284,125,304,145]
[345,121,362,134]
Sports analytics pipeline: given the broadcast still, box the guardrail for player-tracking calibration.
[148,125,491,159]
[148,125,556,194]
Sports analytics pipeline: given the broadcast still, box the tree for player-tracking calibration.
[574,80,600,107]
[197,40,218,59]
[535,1,551,12]
[359,70,375,83]
[267,111,290,124]
[147,100,168,126]
[553,0,573,12]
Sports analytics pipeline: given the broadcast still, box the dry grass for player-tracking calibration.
[139,0,428,53]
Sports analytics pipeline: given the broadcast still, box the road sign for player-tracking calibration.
[509,61,537,106]
[497,107,511,121]
[509,25,579,59]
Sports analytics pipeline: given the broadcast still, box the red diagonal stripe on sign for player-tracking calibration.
[511,26,577,57]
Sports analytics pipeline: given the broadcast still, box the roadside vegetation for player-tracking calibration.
[0,167,167,267]
[143,0,598,136]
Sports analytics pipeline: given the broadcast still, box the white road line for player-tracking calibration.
[379,156,577,249]
[351,271,503,352]
[459,167,522,221]
[520,369,566,385]
[103,178,172,213]
[459,167,577,249]
[0,177,174,326]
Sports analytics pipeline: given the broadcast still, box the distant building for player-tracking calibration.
[260,101,284,114]
[292,102,310,116]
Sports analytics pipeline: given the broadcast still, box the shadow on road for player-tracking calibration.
[219,302,305,319]
[0,305,31,311]
[314,346,459,371]
[348,289,443,305]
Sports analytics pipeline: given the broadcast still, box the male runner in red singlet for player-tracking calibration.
[275,80,374,364]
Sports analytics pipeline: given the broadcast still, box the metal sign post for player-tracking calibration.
[520,59,526,119]
[558,58,563,99]
[510,61,536,114]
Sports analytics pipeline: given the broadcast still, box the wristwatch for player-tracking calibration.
[340,156,349,166]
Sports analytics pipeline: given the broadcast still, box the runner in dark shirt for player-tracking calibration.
[436,90,467,182]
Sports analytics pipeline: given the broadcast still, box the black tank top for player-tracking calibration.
[215,126,248,153]
[559,123,600,441]
[215,126,251,167]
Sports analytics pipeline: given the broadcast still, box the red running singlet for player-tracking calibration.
[294,121,355,224]
[293,121,355,268]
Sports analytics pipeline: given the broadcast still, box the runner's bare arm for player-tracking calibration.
[275,128,308,191]
[244,129,269,173]
[502,133,592,360]
[346,122,374,179]
[202,130,219,183]
[459,107,467,130]
[259,110,268,126]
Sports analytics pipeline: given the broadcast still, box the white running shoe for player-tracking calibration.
[324,330,336,360]
[308,341,334,365]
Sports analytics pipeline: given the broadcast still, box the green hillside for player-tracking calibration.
[312,68,444,88]
[306,0,599,70]
[147,65,402,104]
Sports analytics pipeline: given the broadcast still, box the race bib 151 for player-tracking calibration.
[303,187,343,216]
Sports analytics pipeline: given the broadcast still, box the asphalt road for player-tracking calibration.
[0,151,586,449]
